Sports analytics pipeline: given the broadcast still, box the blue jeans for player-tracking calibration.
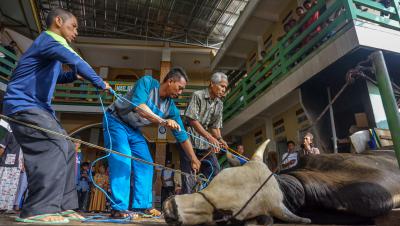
[103,112,153,210]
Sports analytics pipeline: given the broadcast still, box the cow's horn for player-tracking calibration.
[251,139,270,161]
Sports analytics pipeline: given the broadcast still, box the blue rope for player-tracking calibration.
[88,94,124,210]
[83,215,132,223]
[200,159,214,190]
[202,160,214,182]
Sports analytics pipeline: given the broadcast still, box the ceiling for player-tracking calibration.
[34,0,248,49]
[72,36,213,73]
[0,0,41,39]
[0,0,293,77]
[0,0,252,76]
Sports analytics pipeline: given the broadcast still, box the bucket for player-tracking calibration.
[350,130,370,153]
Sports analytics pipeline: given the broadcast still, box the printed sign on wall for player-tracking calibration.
[113,83,133,100]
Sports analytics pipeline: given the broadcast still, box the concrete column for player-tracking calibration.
[89,128,100,145]
[257,35,264,61]
[161,45,171,62]
[144,68,153,76]
[56,112,62,121]
[160,61,171,82]
[154,46,171,207]
[87,128,100,164]
[264,117,276,152]
[160,45,171,81]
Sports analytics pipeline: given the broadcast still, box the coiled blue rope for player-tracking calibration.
[84,94,131,223]
[200,159,214,190]
[86,87,246,221]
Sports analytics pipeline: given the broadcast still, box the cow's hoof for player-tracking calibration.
[301,217,312,224]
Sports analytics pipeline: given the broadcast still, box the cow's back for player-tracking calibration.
[287,151,400,217]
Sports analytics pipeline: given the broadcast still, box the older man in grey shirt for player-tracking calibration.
[180,72,228,194]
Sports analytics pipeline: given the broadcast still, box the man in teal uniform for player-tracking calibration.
[104,68,201,218]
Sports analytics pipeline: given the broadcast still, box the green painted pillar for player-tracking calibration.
[370,51,400,167]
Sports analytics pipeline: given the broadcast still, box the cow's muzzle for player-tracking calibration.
[163,196,182,226]
[197,192,243,225]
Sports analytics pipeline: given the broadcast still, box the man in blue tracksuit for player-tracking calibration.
[2,8,109,224]
[104,68,201,218]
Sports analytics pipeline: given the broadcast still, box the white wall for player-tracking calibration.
[3,28,33,54]
[367,81,389,129]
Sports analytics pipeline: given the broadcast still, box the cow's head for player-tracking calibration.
[163,139,311,225]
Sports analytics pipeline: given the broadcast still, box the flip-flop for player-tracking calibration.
[110,210,139,220]
[138,208,161,218]
[136,212,153,218]
[147,208,161,217]
[60,210,85,221]
[16,213,69,224]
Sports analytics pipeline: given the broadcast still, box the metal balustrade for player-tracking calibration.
[223,0,400,121]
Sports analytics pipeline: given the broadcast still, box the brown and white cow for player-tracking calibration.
[163,139,400,225]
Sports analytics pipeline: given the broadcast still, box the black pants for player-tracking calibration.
[161,186,174,206]
[9,108,78,218]
[77,190,90,211]
[179,148,220,194]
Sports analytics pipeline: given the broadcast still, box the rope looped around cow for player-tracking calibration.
[194,56,387,225]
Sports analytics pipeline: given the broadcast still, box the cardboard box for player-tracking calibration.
[354,113,368,128]
[374,128,393,147]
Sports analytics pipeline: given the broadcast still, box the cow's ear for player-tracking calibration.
[251,139,270,161]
